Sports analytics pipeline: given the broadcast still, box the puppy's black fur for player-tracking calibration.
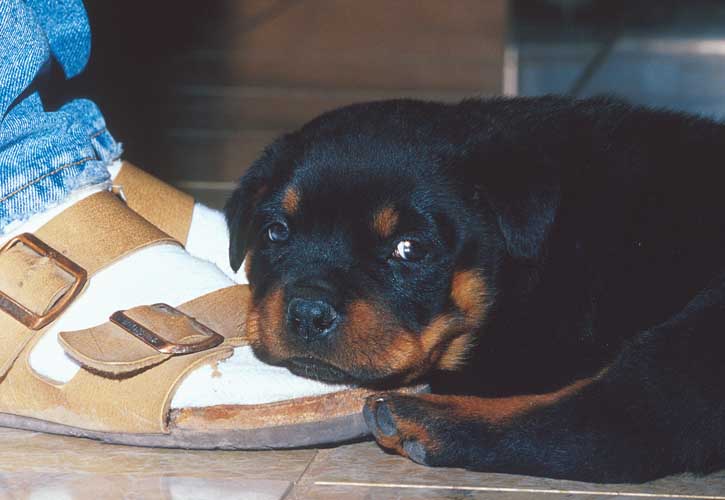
[226,96,725,483]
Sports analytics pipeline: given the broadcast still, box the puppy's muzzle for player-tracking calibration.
[287,298,339,341]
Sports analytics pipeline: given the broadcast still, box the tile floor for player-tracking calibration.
[2,427,725,499]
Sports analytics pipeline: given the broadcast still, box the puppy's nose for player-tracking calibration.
[287,298,339,340]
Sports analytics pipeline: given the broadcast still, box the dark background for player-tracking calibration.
[43,0,725,207]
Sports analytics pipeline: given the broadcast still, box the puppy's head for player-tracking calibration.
[226,99,558,385]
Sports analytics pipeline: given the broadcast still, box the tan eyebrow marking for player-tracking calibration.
[373,205,399,238]
[282,186,300,214]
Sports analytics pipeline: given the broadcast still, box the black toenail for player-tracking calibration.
[362,401,376,431]
[375,401,397,436]
[403,440,428,464]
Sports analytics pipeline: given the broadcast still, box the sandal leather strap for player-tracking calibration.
[0,191,179,379]
[113,162,195,245]
[59,285,249,376]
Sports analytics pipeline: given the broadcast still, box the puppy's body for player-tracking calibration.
[226,96,725,482]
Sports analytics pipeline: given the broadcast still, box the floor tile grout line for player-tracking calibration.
[313,481,725,500]
[282,449,320,499]
[279,481,295,500]
[295,449,320,483]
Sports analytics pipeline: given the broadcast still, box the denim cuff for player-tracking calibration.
[0,97,121,232]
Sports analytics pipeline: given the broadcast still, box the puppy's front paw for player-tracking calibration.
[363,393,452,466]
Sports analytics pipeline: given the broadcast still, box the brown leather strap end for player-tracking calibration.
[59,322,174,377]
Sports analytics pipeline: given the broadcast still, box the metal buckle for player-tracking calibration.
[0,233,88,330]
[110,303,224,355]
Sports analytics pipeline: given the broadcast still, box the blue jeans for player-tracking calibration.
[0,0,121,233]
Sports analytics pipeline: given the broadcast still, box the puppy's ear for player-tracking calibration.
[224,176,267,272]
[225,137,296,272]
[483,179,560,261]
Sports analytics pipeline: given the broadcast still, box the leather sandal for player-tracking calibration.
[0,190,424,449]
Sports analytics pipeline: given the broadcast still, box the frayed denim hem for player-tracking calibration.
[0,98,123,233]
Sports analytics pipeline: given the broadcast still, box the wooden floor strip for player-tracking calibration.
[314,481,725,499]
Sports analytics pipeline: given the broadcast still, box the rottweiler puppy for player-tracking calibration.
[225,96,725,483]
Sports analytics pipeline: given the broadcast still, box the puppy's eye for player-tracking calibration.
[266,222,289,242]
[392,240,425,261]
